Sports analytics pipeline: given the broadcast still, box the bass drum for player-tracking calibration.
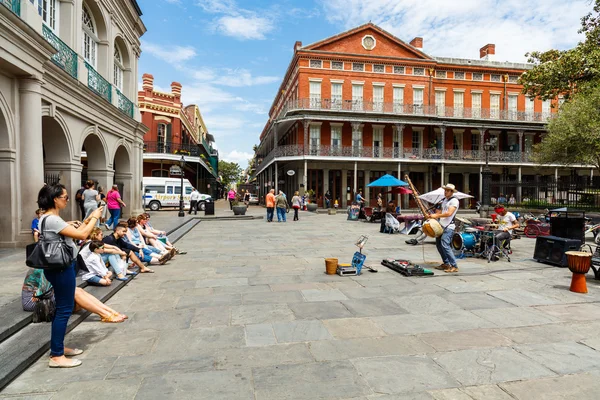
[452,232,479,251]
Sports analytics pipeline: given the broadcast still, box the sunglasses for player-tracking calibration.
[58,195,69,201]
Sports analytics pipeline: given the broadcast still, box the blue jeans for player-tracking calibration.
[106,208,121,229]
[101,253,125,275]
[43,263,76,357]
[266,207,274,222]
[277,207,286,222]
[86,275,103,285]
[436,228,457,267]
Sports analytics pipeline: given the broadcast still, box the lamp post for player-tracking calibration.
[481,139,494,216]
[178,155,186,217]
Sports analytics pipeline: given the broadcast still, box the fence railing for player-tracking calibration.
[278,98,554,123]
[85,62,111,103]
[1,0,19,15]
[116,89,134,118]
[143,141,201,157]
[42,25,78,79]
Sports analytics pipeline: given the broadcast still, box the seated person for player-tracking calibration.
[124,218,169,261]
[31,208,42,242]
[103,224,165,270]
[494,205,519,248]
[22,269,126,323]
[85,227,136,278]
[81,241,114,286]
[380,201,397,233]
[137,214,176,257]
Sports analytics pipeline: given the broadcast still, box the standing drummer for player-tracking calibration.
[494,205,519,248]
[429,184,460,273]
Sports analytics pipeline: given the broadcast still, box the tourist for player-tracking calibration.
[36,183,103,368]
[142,213,184,254]
[105,185,126,230]
[31,209,42,243]
[275,190,289,222]
[82,180,100,227]
[508,194,516,205]
[265,189,275,222]
[377,193,384,210]
[429,183,460,273]
[227,188,236,210]
[102,224,160,270]
[324,190,332,208]
[380,200,396,233]
[124,218,169,262]
[81,241,113,286]
[356,189,365,208]
[84,227,134,278]
[22,269,126,323]
[498,193,507,204]
[97,186,107,225]
[291,191,301,221]
[136,215,175,257]
[494,205,519,247]
[189,188,200,215]
[75,183,87,221]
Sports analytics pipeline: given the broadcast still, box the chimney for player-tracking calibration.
[480,44,495,61]
[410,37,423,50]
[294,41,302,52]
[142,73,154,91]
[171,82,182,102]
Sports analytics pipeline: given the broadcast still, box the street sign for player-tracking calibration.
[287,170,295,176]
[169,165,182,175]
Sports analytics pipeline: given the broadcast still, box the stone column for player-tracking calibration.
[439,125,446,159]
[424,171,430,193]
[395,123,404,158]
[518,130,524,162]
[479,127,486,157]
[441,164,445,185]
[275,161,279,193]
[44,161,83,221]
[351,122,362,155]
[323,169,329,193]
[303,120,311,155]
[397,162,402,207]
[341,169,348,208]
[517,166,522,203]
[0,148,17,244]
[462,172,470,209]
[58,0,76,48]
[364,170,371,203]
[19,78,44,234]
[353,161,358,196]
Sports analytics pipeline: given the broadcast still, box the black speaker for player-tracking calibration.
[534,236,582,267]
[550,217,585,243]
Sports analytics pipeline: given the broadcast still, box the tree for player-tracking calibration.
[533,88,600,169]
[218,160,242,188]
[520,1,600,101]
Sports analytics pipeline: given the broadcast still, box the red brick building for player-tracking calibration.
[253,23,581,208]
[138,73,219,195]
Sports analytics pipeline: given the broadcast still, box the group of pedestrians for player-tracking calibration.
[25,183,179,369]
[265,189,302,222]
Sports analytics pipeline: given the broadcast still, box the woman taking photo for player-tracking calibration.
[37,184,103,368]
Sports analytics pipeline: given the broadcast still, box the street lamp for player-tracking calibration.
[178,155,186,217]
[481,138,496,216]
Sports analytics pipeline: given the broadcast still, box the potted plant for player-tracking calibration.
[306,189,318,212]
[232,194,247,215]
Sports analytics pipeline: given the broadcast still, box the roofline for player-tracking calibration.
[130,0,143,16]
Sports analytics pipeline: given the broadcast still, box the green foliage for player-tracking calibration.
[218,160,242,188]
[533,88,600,168]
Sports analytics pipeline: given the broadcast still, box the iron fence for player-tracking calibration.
[44,173,60,186]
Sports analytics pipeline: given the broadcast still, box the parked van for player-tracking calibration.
[143,177,212,211]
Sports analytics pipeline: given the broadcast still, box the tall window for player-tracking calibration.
[309,125,320,155]
[157,123,167,153]
[413,88,424,114]
[352,84,363,110]
[471,133,480,151]
[331,82,342,110]
[393,86,404,113]
[372,126,383,157]
[331,125,341,151]
[352,127,362,156]
[524,135,534,153]
[525,97,535,121]
[490,94,500,119]
[393,129,401,157]
[309,81,321,109]
[472,92,482,118]
[113,45,124,91]
[452,133,461,150]
[453,91,464,117]
[373,85,384,112]
[542,99,551,119]
[508,94,518,120]
[34,0,58,31]
[435,90,445,116]
[82,4,98,68]
[412,130,421,149]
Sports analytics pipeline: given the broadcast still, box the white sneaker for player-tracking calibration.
[104,224,110,230]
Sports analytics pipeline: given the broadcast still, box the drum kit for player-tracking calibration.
[451,217,511,262]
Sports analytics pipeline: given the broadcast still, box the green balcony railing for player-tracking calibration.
[116,89,134,118]
[42,25,78,79]
[1,0,20,16]
[85,62,111,103]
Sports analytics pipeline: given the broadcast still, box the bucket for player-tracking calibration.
[325,258,338,275]
[158,237,167,245]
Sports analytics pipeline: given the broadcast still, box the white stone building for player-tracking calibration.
[0,0,147,247]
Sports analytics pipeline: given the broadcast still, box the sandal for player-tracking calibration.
[101,313,125,323]
[140,268,155,273]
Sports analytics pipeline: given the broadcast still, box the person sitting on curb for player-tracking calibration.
[102,224,164,270]
[22,269,126,323]
[81,241,113,286]
[142,213,185,254]
[136,214,176,258]
[84,227,137,278]
[124,218,170,262]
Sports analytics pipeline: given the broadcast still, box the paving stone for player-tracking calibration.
[123,309,194,331]
[195,277,249,288]
[493,323,586,344]
[434,281,506,293]
[0,394,52,400]
[581,336,600,351]
[353,355,459,394]
[175,293,241,309]
[458,384,514,400]
[534,303,600,322]
[107,353,214,379]
[289,301,354,320]
[367,393,434,400]
[245,324,277,346]
[515,341,600,374]
[486,289,561,306]
[230,304,295,325]
[440,292,514,310]
[371,314,448,335]
[565,320,600,338]
[471,307,559,328]
[322,317,387,339]
[419,329,512,352]
[308,335,434,361]
[215,343,313,369]
[428,388,474,400]
[301,288,349,302]
[500,372,600,400]
[341,297,409,317]
[153,326,245,356]
[340,286,392,299]
[432,310,499,331]
[490,271,545,281]
[432,348,555,386]
[272,320,332,343]
[253,361,372,400]
[392,294,462,315]
[135,370,254,400]
[212,284,272,295]
[51,377,142,400]
[159,280,197,290]
[83,329,158,358]
[242,291,305,305]
[191,306,231,328]
[249,275,303,286]
[127,295,180,312]
[270,283,329,292]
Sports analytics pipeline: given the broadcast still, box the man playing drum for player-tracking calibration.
[494,205,519,248]
[430,184,460,273]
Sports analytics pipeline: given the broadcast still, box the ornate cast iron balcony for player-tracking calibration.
[85,62,111,103]
[1,0,20,15]
[143,141,201,157]
[42,25,78,79]
[116,89,134,118]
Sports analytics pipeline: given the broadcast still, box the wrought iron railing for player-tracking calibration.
[1,0,20,15]
[42,25,78,79]
[143,141,200,157]
[85,62,111,103]
[116,89,134,118]
[278,98,554,123]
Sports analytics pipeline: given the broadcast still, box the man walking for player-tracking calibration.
[105,184,126,230]
[265,189,275,222]
[429,183,460,273]
[189,188,200,215]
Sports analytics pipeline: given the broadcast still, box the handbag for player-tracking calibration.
[26,216,74,269]
[32,289,56,323]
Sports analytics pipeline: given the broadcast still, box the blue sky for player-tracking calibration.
[138,0,591,168]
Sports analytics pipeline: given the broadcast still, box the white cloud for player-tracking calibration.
[164,0,181,4]
[318,0,591,62]
[142,42,197,64]
[193,67,279,87]
[196,0,236,13]
[221,150,254,165]
[215,15,274,40]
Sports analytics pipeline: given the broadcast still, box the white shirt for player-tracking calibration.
[190,191,201,201]
[497,212,517,234]
[439,197,459,230]
[81,251,109,281]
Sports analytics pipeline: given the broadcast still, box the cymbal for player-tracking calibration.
[456,216,472,225]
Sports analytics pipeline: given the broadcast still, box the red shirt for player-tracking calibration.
[266,193,275,207]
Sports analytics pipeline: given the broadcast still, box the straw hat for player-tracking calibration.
[441,183,457,192]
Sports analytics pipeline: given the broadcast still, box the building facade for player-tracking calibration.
[138,74,219,196]
[0,0,146,247]
[254,23,587,208]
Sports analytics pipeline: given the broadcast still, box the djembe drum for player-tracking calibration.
[565,251,592,293]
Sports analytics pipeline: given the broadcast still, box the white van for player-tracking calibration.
[143,177,212,211]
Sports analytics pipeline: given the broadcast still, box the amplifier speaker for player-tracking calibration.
[533,235,582,267]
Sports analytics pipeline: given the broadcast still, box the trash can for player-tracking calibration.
[204,201,215,215]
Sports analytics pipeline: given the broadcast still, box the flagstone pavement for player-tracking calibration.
[3,210,600,399]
